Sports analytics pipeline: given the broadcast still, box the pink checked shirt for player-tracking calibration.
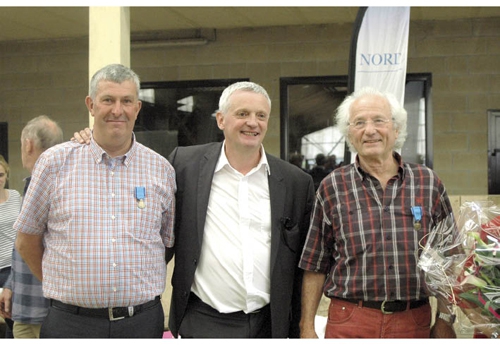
[14,137,176,308]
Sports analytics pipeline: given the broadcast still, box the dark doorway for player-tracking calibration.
[280,73,433,169]
[137,78,246,159]
[280,76,348,171]
[488,110,500,194]
[0,122,7,163]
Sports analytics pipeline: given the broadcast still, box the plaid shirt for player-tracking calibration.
[14,136,176,308]
[4,176,50,323]
[299,152,453,301]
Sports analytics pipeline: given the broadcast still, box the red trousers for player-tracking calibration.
[325,297,432,338]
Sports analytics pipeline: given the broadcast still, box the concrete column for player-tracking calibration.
[88,7,130,127]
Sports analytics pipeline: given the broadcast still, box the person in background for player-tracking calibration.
[324,154,338,173]
[0,156,21,338]
[299,87,457,338]
[0,157,20,286]
[289,152,307,172]
[0,115,63,339]
[309,153,328,190]
[166,81,315,338]
[14,64,176,338]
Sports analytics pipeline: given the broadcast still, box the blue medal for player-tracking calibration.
[135,186,146,209]
[411,206,422,230]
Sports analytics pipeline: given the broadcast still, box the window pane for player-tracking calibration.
[135,80,245,159]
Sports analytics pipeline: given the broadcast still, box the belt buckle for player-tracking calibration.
[108,307,125,321]
[380,301,394,315]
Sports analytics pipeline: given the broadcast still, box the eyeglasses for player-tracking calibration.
[348,118,392,130]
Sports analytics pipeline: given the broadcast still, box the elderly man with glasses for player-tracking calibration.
[298,87,458,339]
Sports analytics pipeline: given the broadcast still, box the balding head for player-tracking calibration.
[21,115,64,172]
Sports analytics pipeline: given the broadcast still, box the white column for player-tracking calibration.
[88,7,130,128]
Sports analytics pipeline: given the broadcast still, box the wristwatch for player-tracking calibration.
[437,311,456,324]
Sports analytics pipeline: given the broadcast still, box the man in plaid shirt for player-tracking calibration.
[0,116,63,338]
[299,87,457,338]
[13,64,176,338]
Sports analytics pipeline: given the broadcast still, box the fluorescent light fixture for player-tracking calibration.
[132,38,208,49]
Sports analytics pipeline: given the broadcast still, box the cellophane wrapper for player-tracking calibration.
[418,200,500,337]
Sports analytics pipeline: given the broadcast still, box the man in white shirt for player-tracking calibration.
[166,81,315,338]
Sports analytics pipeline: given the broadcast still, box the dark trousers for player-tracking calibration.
[178,293,272,338]
[40,299,164,338]
[0,267,14,339]
[0,267,11,286]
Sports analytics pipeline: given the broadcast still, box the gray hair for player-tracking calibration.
[89,64,141,100]
[218,81,271,114]
[335,87,408,153]
[21,115,64,150]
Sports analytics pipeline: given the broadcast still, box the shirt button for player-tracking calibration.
[111,215,115,220]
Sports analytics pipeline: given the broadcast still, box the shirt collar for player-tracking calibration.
[354,151,404,180]
[89,131,138,167]
[215,140,271,176]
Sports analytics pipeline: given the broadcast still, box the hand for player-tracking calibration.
[72,127,92,144]
[0,288,13,319]
[300,325,319,339]
[430,318,457,338]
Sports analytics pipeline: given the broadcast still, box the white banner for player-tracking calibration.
[354,7,410,105]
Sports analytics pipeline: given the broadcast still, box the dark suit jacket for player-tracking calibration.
[166,142,315,338]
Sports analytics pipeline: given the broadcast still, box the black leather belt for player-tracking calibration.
[340,298,428,314]
[50,296,160,321]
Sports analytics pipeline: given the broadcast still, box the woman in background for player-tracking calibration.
[0,156,21,286]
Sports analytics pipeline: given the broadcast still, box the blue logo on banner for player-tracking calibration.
[360,53,403,66]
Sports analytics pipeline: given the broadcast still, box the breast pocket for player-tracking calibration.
[127,192,164,241]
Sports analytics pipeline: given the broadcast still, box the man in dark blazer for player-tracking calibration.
[166,81,315,338]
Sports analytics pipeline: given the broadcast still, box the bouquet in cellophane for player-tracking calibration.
[418,200,500,337]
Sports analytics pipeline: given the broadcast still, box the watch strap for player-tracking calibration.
[437,311,456,324]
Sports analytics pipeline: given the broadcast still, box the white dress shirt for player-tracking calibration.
[191,143,271,313]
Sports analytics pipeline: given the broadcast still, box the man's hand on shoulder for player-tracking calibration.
[72,127,92,145]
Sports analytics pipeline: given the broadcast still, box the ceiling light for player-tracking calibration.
[131,38,208,49]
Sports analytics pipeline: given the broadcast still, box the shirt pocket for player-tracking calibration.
[127,189,164,241]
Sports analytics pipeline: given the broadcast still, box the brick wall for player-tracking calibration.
[0,17,498,196]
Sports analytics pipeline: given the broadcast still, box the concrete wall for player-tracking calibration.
[1,17,499,196]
